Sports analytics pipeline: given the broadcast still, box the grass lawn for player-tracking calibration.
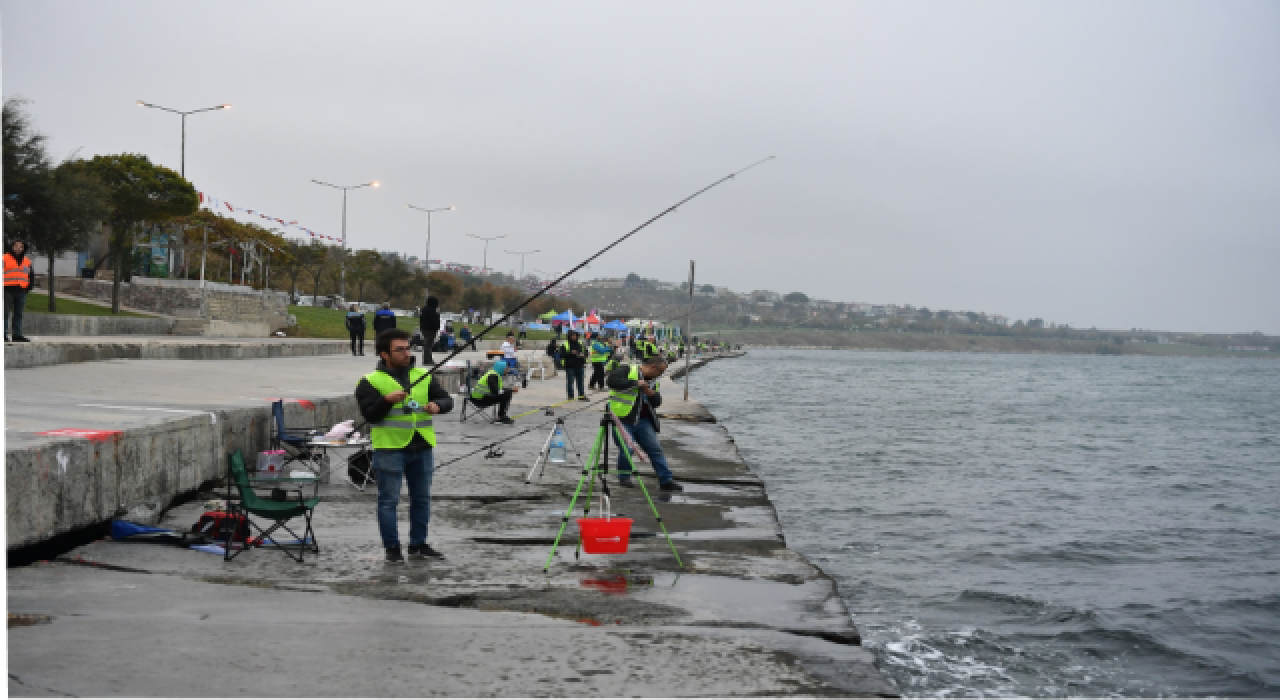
[287,305,559,342]
[22,292,148,317]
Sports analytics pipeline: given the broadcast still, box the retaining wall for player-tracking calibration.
[5,339,351,370]
[20,314,174,336]
[53,278,290,332]
[5,396,357,550]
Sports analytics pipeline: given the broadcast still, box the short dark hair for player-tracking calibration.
[642,354,667,366]
[376,329,411,355]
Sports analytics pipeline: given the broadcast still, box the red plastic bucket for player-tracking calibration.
[576,517,634,553]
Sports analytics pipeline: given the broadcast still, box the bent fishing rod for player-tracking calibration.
[407,156,775,390]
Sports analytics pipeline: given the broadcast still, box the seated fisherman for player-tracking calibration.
[607,353,682,491]
[471,360,517,424]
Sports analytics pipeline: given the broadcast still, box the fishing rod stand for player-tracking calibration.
[542,413,683,571]
[524,417,586,485]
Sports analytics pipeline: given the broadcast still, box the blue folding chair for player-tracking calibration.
[270,400,324,469]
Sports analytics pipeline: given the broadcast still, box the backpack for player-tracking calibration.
[192,511,250,543]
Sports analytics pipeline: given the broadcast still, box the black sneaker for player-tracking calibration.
[408,544,444,559]
[496,416,515,425]
[618,479,636,488]
[13,336,30,342]
[386,546,404,562]
[659,480,684,492]
[578,396,589,401]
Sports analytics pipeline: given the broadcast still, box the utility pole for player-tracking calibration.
[684,260,694,401]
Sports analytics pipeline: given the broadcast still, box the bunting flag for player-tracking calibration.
[195,190,343,243]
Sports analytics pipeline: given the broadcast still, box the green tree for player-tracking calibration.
[81,154,198,313]
[2,97,52,241]
[28,161,111,311]
[346,249,380,303]
[783,292,809,304]
[299,240,330,298]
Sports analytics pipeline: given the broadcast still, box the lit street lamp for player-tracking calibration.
[312,179,380,298]
[136,100,231,178]
[466,234,506,273]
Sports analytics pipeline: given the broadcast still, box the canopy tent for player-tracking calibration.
[549,311,577,322]
[602,320,628,331]
[537,309,559,320]
[584,314,601,325]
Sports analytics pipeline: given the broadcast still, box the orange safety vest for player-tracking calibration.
[3,253,32,288]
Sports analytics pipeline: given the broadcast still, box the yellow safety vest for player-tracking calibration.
[471,369,503,399]
[364,368,436,449]
[609,365,644,418]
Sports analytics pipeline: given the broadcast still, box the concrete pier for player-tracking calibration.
[5,349,897,697]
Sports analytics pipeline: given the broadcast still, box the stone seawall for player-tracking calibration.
[5,338,351,370]
[53,277,290,330]
[6,396,356,550]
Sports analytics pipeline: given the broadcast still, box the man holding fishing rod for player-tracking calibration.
[355,329,454,562]
[608,353,683,491]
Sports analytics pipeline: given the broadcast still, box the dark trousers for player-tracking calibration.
[588,361,606,389]
[4,286,27,338]
[564,366,585,398]
[374,448,434,548]
[474,389,514,417]
[349,330,364,355]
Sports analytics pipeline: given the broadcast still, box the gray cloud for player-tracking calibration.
[4,0,1277,332]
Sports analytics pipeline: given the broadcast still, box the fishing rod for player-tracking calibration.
[408,156,775,390]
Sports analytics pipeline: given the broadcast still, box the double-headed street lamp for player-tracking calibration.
[505,249,539,281]
[466,234,505,273]
[406,204,455,275]
[312,179,380,298]
[136,101,231,178]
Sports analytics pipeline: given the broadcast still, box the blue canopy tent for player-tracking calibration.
[602,320,628,331]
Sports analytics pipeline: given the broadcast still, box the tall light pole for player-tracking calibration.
[312,179,380,299]
[466,234,505,273]
[136,101,231,178]
[505,249,539,282]
[406,204,454,277]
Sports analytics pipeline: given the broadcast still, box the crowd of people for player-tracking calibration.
[352,298,741,563]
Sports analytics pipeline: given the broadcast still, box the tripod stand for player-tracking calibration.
[543,412,683,571]
[525,418,585,484]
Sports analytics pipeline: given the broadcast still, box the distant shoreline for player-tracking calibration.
[705,329,1274,359]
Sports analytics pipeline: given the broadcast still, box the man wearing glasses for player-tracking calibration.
[355,329,454,562]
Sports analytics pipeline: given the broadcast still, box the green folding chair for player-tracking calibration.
[223,451,322,563]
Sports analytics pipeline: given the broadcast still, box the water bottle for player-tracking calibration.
[549,425,567,463]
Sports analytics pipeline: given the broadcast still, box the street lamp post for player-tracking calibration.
[505,249,539,282]
[406,203,455,279]
[466,234,505,273]
[136,101,231,178]
[312,179,380,299]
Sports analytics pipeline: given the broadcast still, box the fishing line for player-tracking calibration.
[409,156,775,391]
[435,394,611,471]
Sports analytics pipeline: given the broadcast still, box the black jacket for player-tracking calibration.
[355,359,455,450]
[606,364,662,430]
[420,308,441,339]
[345,312,366,333]
[561,338,587,369]
[372,310,397,334]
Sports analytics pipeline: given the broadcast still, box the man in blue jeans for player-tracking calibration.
[355,329,454,562]
[606,354,683,491]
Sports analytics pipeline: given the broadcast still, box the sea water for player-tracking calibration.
[693,348,1280,697]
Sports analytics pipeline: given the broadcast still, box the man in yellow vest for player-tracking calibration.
[607,354,682,491]
[471,360,517,424]
[355,329,454,562]
[4,240,33,343]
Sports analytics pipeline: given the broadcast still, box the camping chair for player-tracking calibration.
[224,450,321,563]
[270,399,324,469]
[458,368,500,424]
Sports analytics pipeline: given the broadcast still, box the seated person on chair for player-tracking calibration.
[472,360,518,424]
[607,354,683,491]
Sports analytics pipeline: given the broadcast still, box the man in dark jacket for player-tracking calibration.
[419,296,441,364]
[372,303,397,335]
[355,329,454,562]
[560,329,588,400]
[345,304,366,356]
[607,354,682,491]
[4,239,33,343]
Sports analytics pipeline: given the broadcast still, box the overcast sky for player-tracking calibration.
[4,1,1277,332]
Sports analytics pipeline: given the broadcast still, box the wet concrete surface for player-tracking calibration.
[7,352,897,697]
